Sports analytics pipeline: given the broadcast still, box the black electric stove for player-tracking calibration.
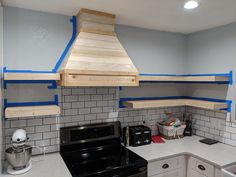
[60,121,147,177]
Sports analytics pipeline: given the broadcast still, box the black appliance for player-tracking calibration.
[126,125,151,147]
[60,121,147,177]
[199,138,219,145]
[183,120,192,136]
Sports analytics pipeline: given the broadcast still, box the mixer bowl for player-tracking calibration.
[5,145,32,170]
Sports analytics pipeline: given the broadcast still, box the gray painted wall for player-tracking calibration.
[3,7,187,74]
[186,23,236,121]
[116,25,187,74]
[3,7,71,71]
[0,4,3,173]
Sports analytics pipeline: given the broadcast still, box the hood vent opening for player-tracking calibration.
[57,8,139,86]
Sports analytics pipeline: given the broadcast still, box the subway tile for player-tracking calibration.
[65,95,78,102]
[79,108,91,114]
[11,120,27,128]
[72,88,84,95]
[28,133,43,141]
[43,131,58,139]
[91,107,103,113]
[27,118,43,126]
[71,115,84,122]
[35,125,50,133]
[64,109,77,116]
[85,114,97,121]
[85,101,96,108]
[91,95,103,101]
[85,88,97,94]
[97,88,109,94]
[62,88,71,96]
[72,102,84,108]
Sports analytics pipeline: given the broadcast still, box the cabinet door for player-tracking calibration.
[187,156,214,177]
[151,169,185,177]
[148,156,186,176]
[188,170,207,177]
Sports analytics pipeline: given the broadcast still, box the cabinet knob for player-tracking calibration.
[198,165,206,171]
[162,163,169,169]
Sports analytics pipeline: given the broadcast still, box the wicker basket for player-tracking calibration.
[157,123,186,140]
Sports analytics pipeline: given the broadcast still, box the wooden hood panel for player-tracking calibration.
[57,8,139,86]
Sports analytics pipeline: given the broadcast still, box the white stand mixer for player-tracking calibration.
[5,129,32,175]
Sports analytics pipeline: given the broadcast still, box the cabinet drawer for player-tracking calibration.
[189,157,214,177]
[148,156,185,176]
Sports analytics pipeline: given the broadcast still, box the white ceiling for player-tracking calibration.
[2,0,236,34]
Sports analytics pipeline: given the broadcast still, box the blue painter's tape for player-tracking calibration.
[140,81,229,84]
[119,96,232,112]
[53,16,77,72]
[4,95,59,109]
[229,70,233,85]
[4,67,54,73]
[4,80,57,89]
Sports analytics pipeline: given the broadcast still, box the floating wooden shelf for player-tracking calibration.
[123,99,228,110]
[139,75,229,82]
[5,105,61,118]
[4,73,60,81]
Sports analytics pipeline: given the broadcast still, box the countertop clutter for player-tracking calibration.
[2,136,236,177]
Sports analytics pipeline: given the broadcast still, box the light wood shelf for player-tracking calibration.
[4,73,60,81]
[5,105,61,118]
[139,75,229,82]
[123,99,228,110]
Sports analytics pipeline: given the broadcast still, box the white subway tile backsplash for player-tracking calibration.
[187,107,236,148]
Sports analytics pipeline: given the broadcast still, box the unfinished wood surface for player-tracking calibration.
[139,75,229,82]
[4,73,60,81]
[79,21,115,34]
[77,8,116,19]
[58,32,138,76]
[123,99,227,110]
[58,74,139,86]
[77,8,115,35]
[5,105,61,118]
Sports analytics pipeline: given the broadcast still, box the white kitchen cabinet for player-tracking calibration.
[188,169,207,177]
[151,168,185,177]
[148,156,186,177]
[187,156,214,177]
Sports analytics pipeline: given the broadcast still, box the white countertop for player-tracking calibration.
[2,153,72,177]
[2,136,236,177]
[128,136,236,168]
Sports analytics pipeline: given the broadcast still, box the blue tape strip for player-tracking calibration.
[4,80,57,89]
[139,72,231,77]
[4,95,59,109]
[53,16,77,72]
[3,67,54,73]
[140,81,229,84]
[119,96,232,112]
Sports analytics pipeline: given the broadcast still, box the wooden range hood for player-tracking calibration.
[57,8,139,86]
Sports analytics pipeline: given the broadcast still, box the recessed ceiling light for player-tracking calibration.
[184,0,199,10]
